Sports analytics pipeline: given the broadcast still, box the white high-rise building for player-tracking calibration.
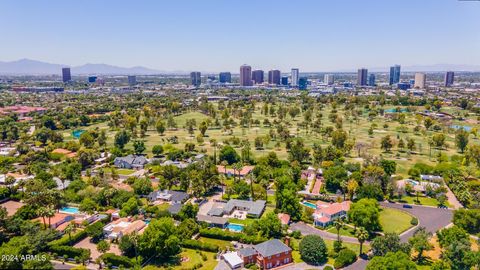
[414,73,426,89]
[291,68,299,87]
[324,74,334,85]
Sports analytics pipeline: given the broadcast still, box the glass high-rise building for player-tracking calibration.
[291,68,299,87]
[324,74,334,85]
[281,76,289,86]
[240,65,252,86]
[190,72,201,86]
[357,68,368,86]
[128,75,137,85]
[268,70,281,85]
[368,73,376,86]
[389,65,401,85]
[252,70,264,84]
[62,67,71,82]
[219,72,231,83]
[444,71,454,87]
[298,77,308,90]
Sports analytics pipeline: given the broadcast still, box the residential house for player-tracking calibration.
[103,218,147,240]
[277,213,290,226]
[217,165,254,178]
[34,212,75,229]
[420,174,443,183]
[197,214,228,229]
[207,199,266,218]
[313,201,351,228]
[147,190,189,204]
[114,155,149,169]
[237,239,292,269]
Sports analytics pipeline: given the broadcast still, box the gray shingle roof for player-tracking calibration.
[238,247,256,257]
[197,215,228,226]
[253,239,291,257]
[224,199,266,216]
[168,203,182,215]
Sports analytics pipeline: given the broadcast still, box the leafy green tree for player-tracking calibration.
[120,197,139,217]
[219,145,240,165]
[455,129,469,153]
[114,130,130,149]
[380,135,394,152]
[408,227,432,262]
[288,139,310,163]
[132,177,153,195]
[178,203,199,221]
[97,240,111,254]
[139,217,181,260]
[348,199,381,233]
[452,209,480,234]
[133,140,146,155]
[152,145,164,156]
[155,120,166,135]
[79,132,95,148]
[371,232,411,257]
[366,251,416,270]
[299,235,328,265]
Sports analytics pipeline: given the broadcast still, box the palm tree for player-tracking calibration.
[37,207,48,229]
[5,176,16,194]
[334,219,345,242]
[220,160,228,196]
[64,222,76,244]
[356,227,369,256]
[46,206,56,228]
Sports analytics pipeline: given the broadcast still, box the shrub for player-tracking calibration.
[48,230,87,247]
[299,235,328,265]
[410,217,418,226]
[49,245,90,261]
[324,266,334,270]
[99,253,134,268]
[182,239,219,252]
[198,228,265,244]
[334,248,357,268]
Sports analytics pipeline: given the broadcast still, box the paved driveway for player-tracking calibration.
[290,222,361,244]
[380,202,453,241]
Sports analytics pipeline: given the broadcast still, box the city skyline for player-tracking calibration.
[1,0,479,72]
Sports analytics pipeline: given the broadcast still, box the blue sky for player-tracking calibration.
[0,0,479,72]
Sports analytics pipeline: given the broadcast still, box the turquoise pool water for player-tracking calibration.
[227,223,244,232]
[145,219,151,224]
[302,201,317,209]
[406,180,419,186]
[60,207,80,214]
[72,130,86,139]
[451,125,472,132]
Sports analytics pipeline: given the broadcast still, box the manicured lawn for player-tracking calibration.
[324,238,369,255]
[157,203,170,211]
[397,195,448,207]
[379,208,414,234]
[174,249,217,270]
[227,217,255,226]
[197,237,233,250]
[326,226,357,238]
[116,168,135,175]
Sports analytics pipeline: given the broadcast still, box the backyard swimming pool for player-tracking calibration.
[226,223,244,232]
[59,206,80,214]
[301,201,317,209]
[72,130,86,139]
[451,125,472,132]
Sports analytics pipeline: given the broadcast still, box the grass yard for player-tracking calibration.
[197,237,233,250]
[379,208,414,234]
[227,217,255,226]
[157,203,171,211]
[326,226,357,238]
[174,249,217,270]
[397,195,447,207]
[116,168,135,175]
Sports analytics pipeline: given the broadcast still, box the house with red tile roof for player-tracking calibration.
[313,201,351,228]
[277,213,290,225]
[33,212,75,229]
[216,165,254,178]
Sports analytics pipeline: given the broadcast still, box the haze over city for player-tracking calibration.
[1,0,479,72]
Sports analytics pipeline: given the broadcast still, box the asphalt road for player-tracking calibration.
[290,222,361,244]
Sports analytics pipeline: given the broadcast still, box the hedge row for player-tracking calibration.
[48,230,87,247]
[199,228,266,244]
[50,245,90,260]
[182,239,219,252]
[99,253,134,268]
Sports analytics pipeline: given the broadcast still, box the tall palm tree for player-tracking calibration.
[64,222,76,244]
[46,206,56,228]
[356,227,369,256]
[334,219,345,242]
[37,207,48,229]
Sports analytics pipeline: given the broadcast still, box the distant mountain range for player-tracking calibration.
[0,59,162,75]
[0,59,479,75]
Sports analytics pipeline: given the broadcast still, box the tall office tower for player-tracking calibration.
[128,75,137,85]
[219,72,231,83]
[444,71,454,87]
[298,77,308,90]
[324,74,334,85]
[414,73,426,89]
[389,65,401,85]
[281,76,289,86]
[62,67,71,82]
[268,70,281,85]
[88,76,97,83]
[252,70,264,84]
[190,72,201,86]
[357,68,368,86]
[368,73,376,86]
[240,64,252,86]
[291,68,299,87]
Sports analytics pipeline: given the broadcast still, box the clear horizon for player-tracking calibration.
[1,0,479,72]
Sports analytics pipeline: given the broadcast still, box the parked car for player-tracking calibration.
[403,204,413,209]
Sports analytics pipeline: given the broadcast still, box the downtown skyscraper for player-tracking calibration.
[414,73,426,89]
[190,72,201,87]
[357,68,368,86]
[252,70,264,84]
[291,68,299,87]
[444,71,454,87]
[240,64,252,86]
[389,65,401,85]
[268,70,281,85]
[219,72,231,83]
[62,67,71,82]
